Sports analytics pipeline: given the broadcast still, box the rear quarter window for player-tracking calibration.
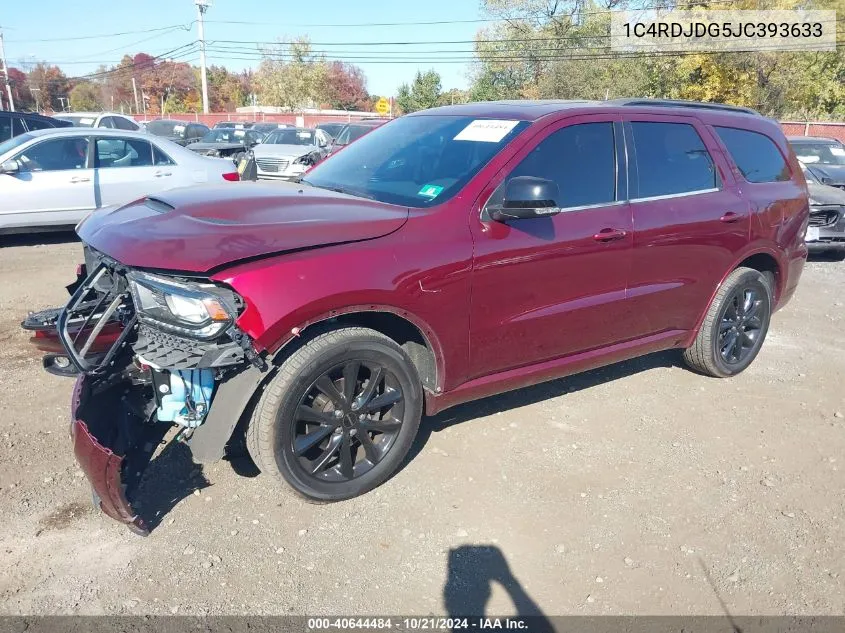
[715,126,790,183]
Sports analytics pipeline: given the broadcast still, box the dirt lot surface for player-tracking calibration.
[0,233,843,617]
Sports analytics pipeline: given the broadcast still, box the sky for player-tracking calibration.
[0,0,489,97]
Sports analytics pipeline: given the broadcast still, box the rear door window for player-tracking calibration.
[629,121,719,198]
[153,145,175,166]
[716,127,790,183]
[12,116,27,137]
[114,116,140,131]
[95,137,154,168]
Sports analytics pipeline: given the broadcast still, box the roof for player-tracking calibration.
[60,111,134,118]
[19,128,152,139]
[407,98,761,122]
[788,136,842,144]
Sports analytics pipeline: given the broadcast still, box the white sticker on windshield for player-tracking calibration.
[830,147,845,156]
[173,125,186,133]
[80,117,95,125]
[297,132,311,139]
[234,130,246,137]
[454,119,519,143]
[797,155,820,163]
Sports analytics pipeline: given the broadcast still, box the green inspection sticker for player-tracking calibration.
[418,184,444,199]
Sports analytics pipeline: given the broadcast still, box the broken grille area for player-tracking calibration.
[58,263,137,375]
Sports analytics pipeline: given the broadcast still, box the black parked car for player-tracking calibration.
[789,136,845,190]
[0,110,72,141]
[145,119,209,146]
[188,128,265,161]
[212,121,254,130]
[801,162,845,259]
[249,122,291,135]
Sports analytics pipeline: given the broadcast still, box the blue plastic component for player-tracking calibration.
[157,369,215,428]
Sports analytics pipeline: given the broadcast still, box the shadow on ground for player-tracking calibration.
[411,349,680,462]
[0,230,79,248]
[132,440,211,533]
[444,545,554,629]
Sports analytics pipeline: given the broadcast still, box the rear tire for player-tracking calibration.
[246,327,423,501]
[682,267,772,378]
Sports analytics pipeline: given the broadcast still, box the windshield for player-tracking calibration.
[264,129,316,145]
[56,115,96,127]
[201,129,249,143]
[303,115,529,208]
[335,124,376,146]
[318,123,345,138]
[792,142,845,166]
[146,120,186,137]
[0,133,34,157]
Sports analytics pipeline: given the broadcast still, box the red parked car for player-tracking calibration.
[23,99,808,534]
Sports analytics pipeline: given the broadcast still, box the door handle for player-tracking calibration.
[69,176,90,183]
[720,212,742,223]
[153,171,172,177]
[593,228,628,242]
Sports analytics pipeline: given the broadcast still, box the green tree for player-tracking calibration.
[396,70,442,113]
[255,38,329,109]
[69,82,101,111]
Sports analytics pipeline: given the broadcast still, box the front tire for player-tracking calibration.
[246,327,423,501]
[683,267,772,378]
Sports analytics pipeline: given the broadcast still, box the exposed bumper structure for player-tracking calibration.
[70,375,167,536]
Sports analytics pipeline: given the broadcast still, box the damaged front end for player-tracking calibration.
[22,249,265,535]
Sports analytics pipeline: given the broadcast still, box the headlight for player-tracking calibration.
[293,154,312,165]
[208,149,220,157]
[128,272,239,340]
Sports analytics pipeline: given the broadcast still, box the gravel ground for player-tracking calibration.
[0,232,843,617]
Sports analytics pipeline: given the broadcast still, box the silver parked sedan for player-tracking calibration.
[0,128,240,232]
[253,127,331,181]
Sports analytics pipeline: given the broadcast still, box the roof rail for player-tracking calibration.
[612,98,760,116]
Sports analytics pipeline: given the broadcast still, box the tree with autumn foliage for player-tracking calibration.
[5,68,34,111]
[323,61,370,110]
[27,63,70,112]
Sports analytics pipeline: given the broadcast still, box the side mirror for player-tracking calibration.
[0,159,20,175]
[488,176,561,222]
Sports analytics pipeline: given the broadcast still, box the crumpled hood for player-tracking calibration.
[807,164,845,186]
[77,181,409,273]
[808,181,845,206]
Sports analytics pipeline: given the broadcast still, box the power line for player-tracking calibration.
[5,23,194,43]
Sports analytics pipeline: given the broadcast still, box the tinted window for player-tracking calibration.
[716,127,791,182]
[99,116,116,129]
[304,115,529,208]
[114,116,139,131]
[95,137,154,168]
[488,122,617,209]
[630,122,718,198]
[12,117,26,137]
[23,117,54,131]
[153,145,175,166]
[15,137,89,172]
[0,114,12,141]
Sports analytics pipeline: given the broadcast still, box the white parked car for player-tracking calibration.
[55,112,144,132]
[0,128,240,232]
[253,127,331,181]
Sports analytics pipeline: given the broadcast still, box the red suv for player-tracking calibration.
[24,99,808,534]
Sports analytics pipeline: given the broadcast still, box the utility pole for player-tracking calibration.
[0,31,14,111]
[29,87,40,112]
[131,77,140,114]
[196,0,210,114]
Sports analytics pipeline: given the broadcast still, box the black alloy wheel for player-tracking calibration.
[246,327,423,501]
[292,360,405,483]
[717,285,766,365]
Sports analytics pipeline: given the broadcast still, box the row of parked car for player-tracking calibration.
[0,107,843,256]
[0,109,386,233]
